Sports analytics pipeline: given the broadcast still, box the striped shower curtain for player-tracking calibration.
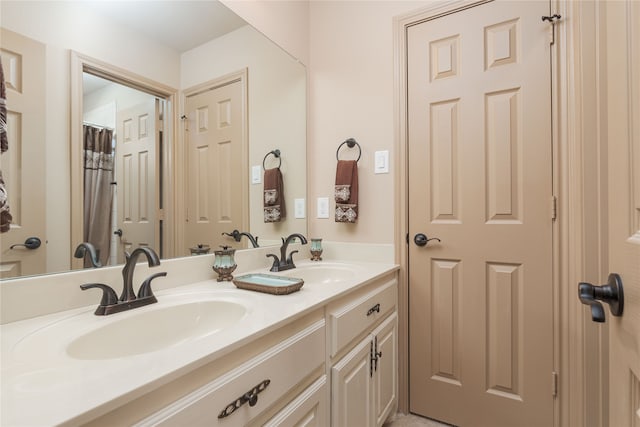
[83,125,114,267]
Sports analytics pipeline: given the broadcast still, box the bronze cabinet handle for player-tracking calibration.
[217,379,271,419]
[367,303,380,316]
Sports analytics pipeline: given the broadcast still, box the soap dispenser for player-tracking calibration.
[212,245,237,281]
[310,238,323,261]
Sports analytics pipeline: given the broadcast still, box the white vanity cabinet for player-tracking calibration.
[135,317,325,427]
[84,310,326,427]
[80,269,398,427]
[328,277,398,427]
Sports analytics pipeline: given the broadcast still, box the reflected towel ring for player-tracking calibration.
[263,149,281,170]
[336,138,361,162]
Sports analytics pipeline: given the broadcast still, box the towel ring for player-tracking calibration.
[336,138,361,162]
[263,149,281,170]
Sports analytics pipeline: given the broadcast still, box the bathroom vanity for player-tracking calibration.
[0,255,398,427]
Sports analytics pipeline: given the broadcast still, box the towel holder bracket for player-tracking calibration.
[263,149,281,170]
[336,138,361,162]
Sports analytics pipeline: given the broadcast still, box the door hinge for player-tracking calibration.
[552,371,558,398]
[551,196,557,221]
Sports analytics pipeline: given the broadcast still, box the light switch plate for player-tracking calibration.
[374,150,389,174]
[317,197,329,219]
[294,198,305,218]
[251,165,262,184]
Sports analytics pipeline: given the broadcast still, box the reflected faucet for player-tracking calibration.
[267,233,308,272]
[74,242,102,268]
[222,230,259,248]
[80,246,166,315]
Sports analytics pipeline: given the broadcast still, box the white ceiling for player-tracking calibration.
[83,0,248,53]
[82,1,248,94]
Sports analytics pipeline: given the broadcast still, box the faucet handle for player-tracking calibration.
[267,253,281,272]
[138,272,167,299]
[286,250,299,265]
[80,283,118,306]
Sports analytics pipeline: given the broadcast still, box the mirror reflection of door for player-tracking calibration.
[115,99,159,263]
[83,73,163,266]
[0,28,46,278]
[184,73,247,255]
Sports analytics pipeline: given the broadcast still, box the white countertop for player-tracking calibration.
[1,260,398,427]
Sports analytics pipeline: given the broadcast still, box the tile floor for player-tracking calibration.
[384,413,452,427]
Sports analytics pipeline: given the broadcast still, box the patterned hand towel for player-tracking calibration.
[263,167,285,222]
[0,171,12,233]
[335,160,358,223]
[0,58,7,153]
[0,58,11,233]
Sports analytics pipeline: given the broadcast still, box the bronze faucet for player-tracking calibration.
[74,242,102,268]
[267,233,308,272]
[80,247,166,315]
[222,229,260,248]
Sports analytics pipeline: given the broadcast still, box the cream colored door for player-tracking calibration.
[116,99,158,262]
[0,29,46,278]
[605,1,640,425]
[184,79,245,254]
[407,1,553,426]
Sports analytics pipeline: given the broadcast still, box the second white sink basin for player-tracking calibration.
[66,300,246,360]
[282,264,357,284]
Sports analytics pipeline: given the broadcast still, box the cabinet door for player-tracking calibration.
[372,313,398,427]
[331,337,373,427]
[262,376,327,427]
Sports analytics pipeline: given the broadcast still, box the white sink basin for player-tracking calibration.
[11,295,248,362]
[66,300,246,360]
[282,264,357,284]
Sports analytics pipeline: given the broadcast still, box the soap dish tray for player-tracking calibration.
[232,273,304,295]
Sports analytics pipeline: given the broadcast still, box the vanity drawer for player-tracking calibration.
[136,319,325,427]
[328,278,397,357]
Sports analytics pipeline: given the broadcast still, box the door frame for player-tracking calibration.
[70,52,178,269]
[394,1,606,426]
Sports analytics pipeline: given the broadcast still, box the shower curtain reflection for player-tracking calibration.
[83,125,114,267]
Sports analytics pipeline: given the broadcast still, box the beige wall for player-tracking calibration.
[221,0,310,66]
[307,1,429,245]
[226,0,433,246]
[181,24,307,245]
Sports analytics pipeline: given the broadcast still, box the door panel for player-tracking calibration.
[373,313,397,427]
[184,79,245,254]
[116,100,158,262]
[331,337,373,427]
[0,29,46,278]
[407,1,554,426]
[606,1,640,425]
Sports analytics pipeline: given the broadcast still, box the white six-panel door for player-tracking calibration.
[116,99,158,262]
[605,1,640,425]
[0,29,46,278]
[184,78,245,254]
[407,1,554,425]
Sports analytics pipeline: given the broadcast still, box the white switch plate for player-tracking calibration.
[251,165,262,184]
[294,198,305,218]
[317,197,329,219]
[374,150,389,174]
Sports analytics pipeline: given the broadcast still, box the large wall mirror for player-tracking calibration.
[0,1,307,279]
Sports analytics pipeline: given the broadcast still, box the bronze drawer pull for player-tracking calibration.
[217,379,271,419]
[367,303,380,316]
